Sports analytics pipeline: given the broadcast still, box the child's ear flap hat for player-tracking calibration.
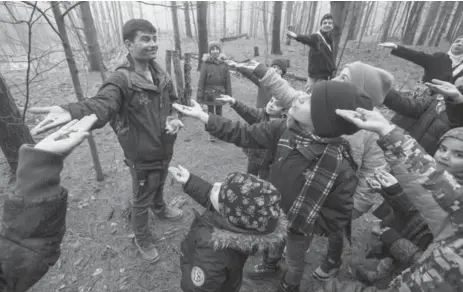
[218,172,282,234]
[311,80,374,138]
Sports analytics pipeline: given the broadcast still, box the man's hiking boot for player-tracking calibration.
[155,205,184,221]
[134,237,160,262]
[277,274,300,292]
[246,261,281,280]
[313,258,341,281]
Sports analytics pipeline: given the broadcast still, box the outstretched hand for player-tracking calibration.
[378,42,398,50]
[166,116,184,134]
[29,106,72,135]
[374,169,398,188]
[425,79,463,102]
[168,165,190,185]
[216,94,236,105]
[34,115,98,155]
[235,59,260,71]
[335,108,395,137]
[286,30,297,39]
[172,100,209,123]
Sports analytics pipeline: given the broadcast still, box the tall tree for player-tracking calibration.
[249,2,255,37]
[190,2,198,38]
[262,1,269,47]
[346,2,361,41]
[402,1,426,45]
[416,2,441,45]
[127,1,135,18]
[171,1,182,56]
[0,74,35,174]
[297,1,309,33]
[285,1,294,31]
[223,2,226,36]
[331,1,350,59]
[139,2,144,18]
[184,2,193,38]
[51,2,103,181]
[446,2,463,41]
[429,2,452,46]
[271,1,283,54]
[197,1,208,70]
[357,2,374,47]
[433,1,456,46]
[238,1,243,34]
[307,1,318,33]
[80,2,104,72]
[380,2,399,42]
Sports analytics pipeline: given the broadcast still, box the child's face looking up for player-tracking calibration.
[434,137,463,174]
[265,97,285,117]
[271,65,283,76]
[209,182,222,212]
[288,93,313,127]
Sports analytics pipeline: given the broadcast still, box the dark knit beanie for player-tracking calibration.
[345,61,394,106]
[320,13,333,25]
[208,41,222,54]
[271,59,288,76]
[311,80,373,138]
[218,172,282,233]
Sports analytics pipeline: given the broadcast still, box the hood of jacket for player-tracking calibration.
[202,53,227,64]
[208,213,287,253]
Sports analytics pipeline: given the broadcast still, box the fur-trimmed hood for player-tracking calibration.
[202,53,227,63]
[209,213,288,253]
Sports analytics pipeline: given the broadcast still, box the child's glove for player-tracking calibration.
[168,165,190,185]
[374,169,398,188]
[165,116,184,135]
[216,94,236,105]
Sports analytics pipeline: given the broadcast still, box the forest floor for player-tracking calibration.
[0,36,448,292]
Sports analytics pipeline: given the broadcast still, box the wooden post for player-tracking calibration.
[253,46,259,57]
[166,50,172,76]
[172,50,185,105]
[184,53,192,105]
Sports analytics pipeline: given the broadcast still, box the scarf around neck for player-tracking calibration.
[447,49,463,77]
[286,123,354,235]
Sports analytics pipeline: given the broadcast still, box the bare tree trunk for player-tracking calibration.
[166,50,172,75]
[249,2,255,37]
[197,1,208,71]
[80,2,104,71]
[346,2,361,41]
[303,2,313,34]
[184,53,192,102]
[429,2,450,45]
[183,2,193,38]
[51,2,104,181]
[433,2,456,47]
[190,2,198,39]
[271,1,283,55]
[357,2,373,48]
[222,2,226,37]
[416,2,441,45]
[238,1,243,34]
[331,1,350,60]
[117,1,124,32]
[139,2,144,18]
[447,2,463,41]
[402,1,426,45]
[127,1,135,19]
[262,1,269,48]
[307,1,318,33]
[109,1,120,44]
[171,1,182,57]
[297,1,308,33]
[285,1,294,30]
[172,50,185,104]
[380,2,398,42]
[0,74,35,174]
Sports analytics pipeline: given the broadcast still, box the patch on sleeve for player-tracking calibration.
[191,266,205,287]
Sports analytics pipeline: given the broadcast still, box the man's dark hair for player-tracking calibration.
[320,14,333,25]
[122,19,157,42]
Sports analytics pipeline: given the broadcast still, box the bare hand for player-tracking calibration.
[166,116,184,134]
[29,106,72,135]
[172,100,209,122]
[236,60,260,71]
[425,79,463,102]
[286,31,297,39]
[216,94,236,105]
[378,42,398,50]
[374,169,398,188]
[366,177,382,191]
[34,115,97,155]
[168,165,190,184]
[225,60,238,68]
[335,108,395,137]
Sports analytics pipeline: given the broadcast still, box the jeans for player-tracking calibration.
[246,161,270,180]
[129,161,170,242]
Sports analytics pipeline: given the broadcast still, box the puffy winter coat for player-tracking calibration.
[196,54,232,106]
[179,174,286,292]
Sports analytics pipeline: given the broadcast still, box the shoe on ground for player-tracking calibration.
[156,205,184,221]
[312,259,341,281]
[134,237,160,262]
[208,136,216,142]
[277,273,300,292]
[246,262,281,280]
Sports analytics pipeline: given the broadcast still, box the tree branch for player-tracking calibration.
[23,1,37,121]
[137,1,216,10]
[21,1,62,39]
[61,1,84,19]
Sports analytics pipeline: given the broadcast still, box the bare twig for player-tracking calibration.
[22,1,37,121]
[21,1,62,39]
[61,1,84,19]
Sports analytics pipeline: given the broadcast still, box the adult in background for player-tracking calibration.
[27,19,184,263]
[196,41,232,142]
[286,14,336,92]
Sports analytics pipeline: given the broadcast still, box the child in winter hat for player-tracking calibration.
[169,165,286,292]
